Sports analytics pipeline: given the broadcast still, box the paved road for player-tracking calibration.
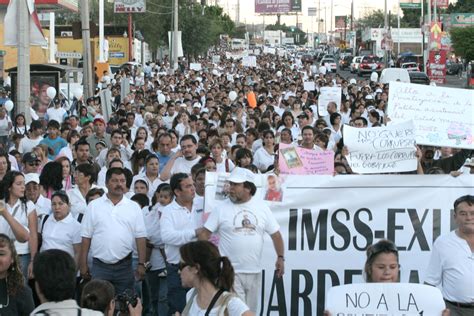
[334,67,468,89]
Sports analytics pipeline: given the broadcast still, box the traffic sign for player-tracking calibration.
[55,51,82,59]
[400,3,421,9]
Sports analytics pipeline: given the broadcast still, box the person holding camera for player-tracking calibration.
[81,279,143,316]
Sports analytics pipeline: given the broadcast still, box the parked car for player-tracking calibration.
[379,68,411,84]
[358,55,384,76]
[301,54,315,63]
[396,55,423,70]
[401,62,420,72]
[409,71,430,85]
[446,60,462,75]
[350,56,362,73]
[321,58,337,72]
[339,55,353,70]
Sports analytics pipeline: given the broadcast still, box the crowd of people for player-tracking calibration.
[0,48,472,316]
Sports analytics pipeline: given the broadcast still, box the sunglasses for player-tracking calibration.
[178,262,190,271]
[27,161,40,166]
[368,241,398,260]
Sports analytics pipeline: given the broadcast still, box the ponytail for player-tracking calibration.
[216,256,234,292]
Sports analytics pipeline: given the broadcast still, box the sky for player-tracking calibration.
[215,0,458,34]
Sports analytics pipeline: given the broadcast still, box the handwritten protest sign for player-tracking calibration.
[387,81,474,149]
[344,121,417,174]
[242,56,257,67]
[211,55,220,64]
[189,63,202,71]
[303,81,315,92]
[279,143,334,175]
[318,87,341,116]
[326,283,445,315]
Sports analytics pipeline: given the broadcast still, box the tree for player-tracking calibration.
[401,2,427,28]
[356,9,402,29]
[446,0,474,13]
[450,26,474,61]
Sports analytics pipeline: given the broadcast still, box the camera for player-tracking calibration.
[115,289,138,315]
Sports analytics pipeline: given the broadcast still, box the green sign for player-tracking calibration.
[450,13,474,26]
[400,3,421,9]
[0,50,5,57]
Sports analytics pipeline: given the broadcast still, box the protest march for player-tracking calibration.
[0,32,473,316]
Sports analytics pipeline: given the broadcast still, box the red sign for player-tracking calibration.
[427,50,447,84]
[435,0,449,8]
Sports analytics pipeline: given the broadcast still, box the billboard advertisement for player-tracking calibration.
[255,0,301,13]
[114,0,146,13]
[335,15,347,29]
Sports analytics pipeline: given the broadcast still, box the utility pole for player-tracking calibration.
[99,0,104,62]
[49,12,56,63]
[172,0,179,71]
[81,0,93,100]
[17,0,31,122]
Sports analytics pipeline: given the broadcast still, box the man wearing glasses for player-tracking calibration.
[425,195,474,316]
[22,152,41,174]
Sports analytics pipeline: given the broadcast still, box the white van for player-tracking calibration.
[379,68,410,84]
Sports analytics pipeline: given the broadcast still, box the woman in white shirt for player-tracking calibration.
[180,241,252,316]
[253,130,276,173]
[0,171,37,283]
[40,191,81,264]
[11,113,29,136]
[0,106,12,146]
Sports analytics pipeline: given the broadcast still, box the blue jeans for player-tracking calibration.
[166,263,187,315]
[132,258,152,315]
[91,256,134,295]
[146,268,168,316]
[18,254,30,286]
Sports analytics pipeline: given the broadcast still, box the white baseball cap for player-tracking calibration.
[24,173,40,184]
[227,167,255,184]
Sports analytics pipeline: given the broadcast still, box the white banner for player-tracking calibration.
[387,81,474,149]
[345,121,417,174]
[318,87,341,116]
[326,283,445,315]
[303,81,315,92]
[204,173,473,315]
[114,0,146,13]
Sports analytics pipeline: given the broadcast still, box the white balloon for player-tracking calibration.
[73,88,83,99]
[370,72,379,82]
[276,71,282,77]
[228,91,237,101]
[212,69,219,76]
[46,86,56,99]
[157,94,166,104]
[4,100,13,112]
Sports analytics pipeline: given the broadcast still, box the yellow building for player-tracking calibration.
[56,35,130,66]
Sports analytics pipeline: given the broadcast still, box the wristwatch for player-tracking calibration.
[278,255,285,261]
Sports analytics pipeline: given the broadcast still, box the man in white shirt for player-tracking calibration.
[18,120,43,154]
[198,167,285,312]
[425,195,474,316]
[80,167,148,295]
[160,135,201,181]
[46,98,67,124]
[160,173,201,315]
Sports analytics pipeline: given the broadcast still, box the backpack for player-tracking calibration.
[182,288,239,316]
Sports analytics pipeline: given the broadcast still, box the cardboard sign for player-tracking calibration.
[387,81,474,149]
[303,81,316,92]
[279,143,334,175]
[345,121,417,174]
[318,87,342,116]
[190,63,202,71]
[326,283,445,315]
[242,55,257,67]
